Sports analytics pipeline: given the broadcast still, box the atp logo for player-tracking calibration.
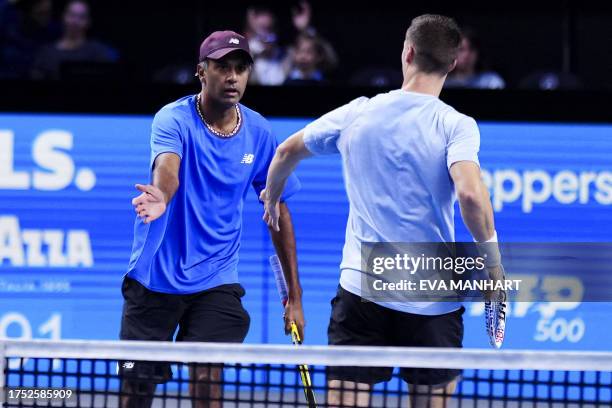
[240,154,254,164]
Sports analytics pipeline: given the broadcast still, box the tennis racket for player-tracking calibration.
[270,255,317,408]
[484,265,507,349]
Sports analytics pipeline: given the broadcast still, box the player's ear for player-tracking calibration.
[195,62,207,85]
[448,58,458,73]
[405,45,415,65]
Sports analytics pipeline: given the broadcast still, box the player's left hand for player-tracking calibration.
[260,189,280,232]
[284,298,306,341]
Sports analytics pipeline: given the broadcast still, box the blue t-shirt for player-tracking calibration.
[126,95,300,294]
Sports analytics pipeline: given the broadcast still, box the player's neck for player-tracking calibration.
[401,72,445,97]
[199,92,237,129]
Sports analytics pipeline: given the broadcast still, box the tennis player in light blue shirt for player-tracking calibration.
[260,14,501,408]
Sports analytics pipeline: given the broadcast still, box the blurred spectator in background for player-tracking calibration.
[519,70,583,90]
[152,62,195,85]
[244,1,337,86]
[284,32,337,85]
[349,67,403,88]
[0,0,10,19]
[445,27,505,89]
[30,0,118,79]
[0,0,60,78]
[244,5,288,85]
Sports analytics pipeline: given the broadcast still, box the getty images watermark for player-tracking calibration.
[360,242,612,303]
[370,252,521,293]
[360,242,520,303]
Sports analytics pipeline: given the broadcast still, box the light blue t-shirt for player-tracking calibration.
[127,95,300,294]
[303,89,480,315]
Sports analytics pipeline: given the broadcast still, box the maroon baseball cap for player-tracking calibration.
[199,31,253,63]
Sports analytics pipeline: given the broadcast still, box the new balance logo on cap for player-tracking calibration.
[199,31,253,63]
[240,154,254,164]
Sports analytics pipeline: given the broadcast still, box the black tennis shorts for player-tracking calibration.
[327,285,464,387]
[118,277,250,382]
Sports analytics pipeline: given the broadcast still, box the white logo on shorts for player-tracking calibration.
[240,154,254,164]
[229,38,240,45]
[122,361,135,369]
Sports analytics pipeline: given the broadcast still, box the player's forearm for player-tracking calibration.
[458,181,495,242]
[269,203,303,301]
[267,131,312,202]
[152,164,180,204]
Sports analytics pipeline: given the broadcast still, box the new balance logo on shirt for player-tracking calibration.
[240,154,254,164]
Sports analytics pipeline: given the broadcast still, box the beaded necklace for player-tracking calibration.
[196,94,241,138]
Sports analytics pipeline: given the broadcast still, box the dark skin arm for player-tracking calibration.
[259,131,310,339]
[268,202,305,339]
[132,152,181,223]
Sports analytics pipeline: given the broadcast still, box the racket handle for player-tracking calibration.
[290,321,302,345]
[270,255,289,306]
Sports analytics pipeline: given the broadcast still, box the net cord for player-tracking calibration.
[2,339,611,381]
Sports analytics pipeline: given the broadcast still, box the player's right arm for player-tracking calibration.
[132,107,183,224]
[261,97,368,230]
[132,153,181,224]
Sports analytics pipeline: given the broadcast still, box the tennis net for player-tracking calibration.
[1,339,611,407]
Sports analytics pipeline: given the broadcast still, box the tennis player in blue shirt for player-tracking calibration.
[118,31,302,408]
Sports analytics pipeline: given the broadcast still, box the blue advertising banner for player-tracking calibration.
[0,113,610,350]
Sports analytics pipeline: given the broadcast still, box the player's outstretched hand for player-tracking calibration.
[259,189,280,232]
[132,184,166,224]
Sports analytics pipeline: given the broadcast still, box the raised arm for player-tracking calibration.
[132,152,181,224]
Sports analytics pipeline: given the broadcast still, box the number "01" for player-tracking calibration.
[0,313,62,369]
